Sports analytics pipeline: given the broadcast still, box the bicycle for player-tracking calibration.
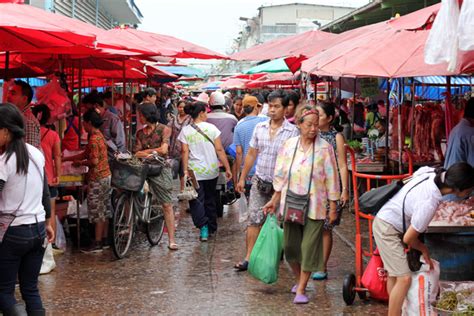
[111,153,166,259]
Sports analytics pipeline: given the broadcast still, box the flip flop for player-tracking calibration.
[233,260,248,271]
[291,285,297,294]
[168,243,179,251]
[293,294,309,304]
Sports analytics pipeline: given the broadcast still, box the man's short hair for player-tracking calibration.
[464,98,474,119]
[82,92,104,107]
[143,87,157,98]
[268,90,289,107]
[13,80,34,104]
[103,91,112,100]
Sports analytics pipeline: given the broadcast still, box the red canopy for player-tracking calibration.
[230,30,337,61]
[106,28,228,60]
[301,4,468,78]
[246,72,300,88]
[0,3,96,52]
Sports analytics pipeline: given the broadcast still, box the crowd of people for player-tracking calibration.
[1,78,473,314]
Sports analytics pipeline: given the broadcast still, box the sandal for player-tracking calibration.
[233,260,248,271]
[168,243,179,251]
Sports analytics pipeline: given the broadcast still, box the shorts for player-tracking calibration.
[284,219,324,272]
[247,176,273,226]
[373,216,411,277]
[49,186,58,199]
[147,167,173,205]
[87,176,112,223]
[323,201,343,230]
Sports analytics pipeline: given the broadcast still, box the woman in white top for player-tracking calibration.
[373,163,474,316]
[178,101,231,242]
[0,103,54,316]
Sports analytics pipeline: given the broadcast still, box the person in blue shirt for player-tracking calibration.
[444,98,474,168]
[233,96,268,196]
[443,98,474,201]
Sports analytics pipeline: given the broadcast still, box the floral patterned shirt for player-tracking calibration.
[85,130,111,182]
[133,124,171,156]
[273,136,340,220]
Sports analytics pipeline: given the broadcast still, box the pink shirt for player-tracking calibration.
[40,126,60,185]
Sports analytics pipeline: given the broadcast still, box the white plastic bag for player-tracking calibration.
[402,260,440,316]
[238,196,249,223]
[458,0,474,51]
[55,215,67,251]
[424,0,460,71]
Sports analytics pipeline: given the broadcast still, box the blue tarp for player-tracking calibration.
[157,66,204,78]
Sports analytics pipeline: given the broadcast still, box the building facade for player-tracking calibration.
[27,0,142,29]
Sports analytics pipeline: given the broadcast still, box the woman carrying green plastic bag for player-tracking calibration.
[248,214,283,284]
[263,107,340,304]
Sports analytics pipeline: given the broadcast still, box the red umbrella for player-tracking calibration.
[301,4,466,78]
[0,3,97,51]
[220,78,249,90]
[105,27,228,59]
[230,30,337,61]
[246,72,300,88]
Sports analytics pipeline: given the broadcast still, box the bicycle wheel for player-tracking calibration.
[112,193,134,259]
[145,193,165,246]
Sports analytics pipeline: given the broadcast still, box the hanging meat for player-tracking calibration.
[430,103,445,161]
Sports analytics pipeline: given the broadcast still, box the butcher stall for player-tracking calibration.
[426,197,474,281]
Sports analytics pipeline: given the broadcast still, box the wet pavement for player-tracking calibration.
[34,199,388,315]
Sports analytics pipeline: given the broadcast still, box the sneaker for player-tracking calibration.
[200,225,209,242]
[102,238,110,249]
[81,242,103,254]
[311,271,328,280]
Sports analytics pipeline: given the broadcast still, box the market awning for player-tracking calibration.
[244,58,290,74]
[158,66,204,78]
[105,27,228,60]
[230,30,337,61]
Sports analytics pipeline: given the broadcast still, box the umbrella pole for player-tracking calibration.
[445,76,452,140]
[2,51,9,102]
[78,60,83,149]
[409,80,416,151]
[338,77,342,106]
[385,79,390,167]
[350,78,356,140]
[398,78,403,174]
[122,60,128,150]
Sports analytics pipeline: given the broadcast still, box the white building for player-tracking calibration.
[27,0,142,29]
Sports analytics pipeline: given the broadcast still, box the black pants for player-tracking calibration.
[0,222,46,312]
[189,177,218,234]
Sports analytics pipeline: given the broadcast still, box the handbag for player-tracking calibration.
[359,180,405,215]
[401,176,430,272]
[110,158,147,192]
[283,139,315,226]
[256,177,274,195]
[177,177,198,201]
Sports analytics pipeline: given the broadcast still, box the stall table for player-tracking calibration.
[58,174,85,250]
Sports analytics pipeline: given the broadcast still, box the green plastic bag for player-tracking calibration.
[248,215,284,284]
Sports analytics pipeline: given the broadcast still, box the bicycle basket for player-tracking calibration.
[111,158,148,191]
[144,162,163,177]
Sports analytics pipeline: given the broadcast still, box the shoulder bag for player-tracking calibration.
[283,139,315,226]
[191,123,215,147]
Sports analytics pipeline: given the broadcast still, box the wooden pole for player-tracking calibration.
[122,60,128,149]
[445,76,453,140]
[409,80,416,151]
[398,78,403,174]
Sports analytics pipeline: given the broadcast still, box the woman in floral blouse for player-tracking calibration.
[134,103,178,250]
[263,106,340,305]
[63,109,111,253]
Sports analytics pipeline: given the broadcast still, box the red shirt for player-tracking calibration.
[40,126,61,185]
[62,116,80,151]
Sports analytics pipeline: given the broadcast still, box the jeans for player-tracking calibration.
[0,222,46,312]
[189,177,218,233]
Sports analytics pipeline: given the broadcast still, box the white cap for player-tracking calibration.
[209,91,225,106]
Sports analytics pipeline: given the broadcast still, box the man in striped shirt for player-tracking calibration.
[234,90,299,271]
[7,80,41,149]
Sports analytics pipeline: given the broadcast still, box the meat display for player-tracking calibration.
[431,197,474,226]
[412,102,445,162]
